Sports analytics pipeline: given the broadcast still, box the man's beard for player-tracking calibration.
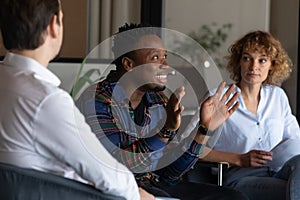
[154,85,166,92]
[138,83,166,93]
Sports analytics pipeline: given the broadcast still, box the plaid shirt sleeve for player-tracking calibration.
[156,140,204,184]
[84,96,167,173]
[78,82,205,180]
[90,101,204,181]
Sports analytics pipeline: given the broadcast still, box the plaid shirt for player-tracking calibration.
[77,76,204,185]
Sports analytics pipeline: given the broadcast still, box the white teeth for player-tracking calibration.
[156,75,167,79]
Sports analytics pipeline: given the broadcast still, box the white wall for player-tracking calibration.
[48,62,111,94]
[50,0,298,114]
[165,0,270,37]
[165,0,298,114]
[48,62,81,93]
[165,0,270,82]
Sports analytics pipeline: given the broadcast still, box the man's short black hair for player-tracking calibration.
[111,23,161,69]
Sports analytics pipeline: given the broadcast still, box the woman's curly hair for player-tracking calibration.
[226,30,292,85]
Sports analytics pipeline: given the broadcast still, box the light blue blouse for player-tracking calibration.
[209,85,300,154]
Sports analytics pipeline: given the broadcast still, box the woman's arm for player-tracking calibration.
[202,147,273,167]
[201,148,241,166]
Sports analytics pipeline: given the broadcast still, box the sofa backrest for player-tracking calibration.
[0,162,125,200]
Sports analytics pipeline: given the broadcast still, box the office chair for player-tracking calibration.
[180,112,230,186]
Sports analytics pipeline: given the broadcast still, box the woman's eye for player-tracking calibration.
[259,58,267,64]
[242,56,251,62]
[164,54,168,59]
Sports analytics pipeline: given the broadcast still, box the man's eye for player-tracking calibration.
[153,55,159,60]
[164,54,168,59]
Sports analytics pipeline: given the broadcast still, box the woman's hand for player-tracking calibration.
[239,150,273,167]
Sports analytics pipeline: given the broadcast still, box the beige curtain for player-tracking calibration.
[87,0,141,58]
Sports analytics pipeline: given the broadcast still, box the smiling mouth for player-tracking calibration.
[156,74,168,79]
[155,74,168,83]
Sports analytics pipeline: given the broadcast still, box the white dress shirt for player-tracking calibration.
[0,52,139,200]
[209,85,300,154]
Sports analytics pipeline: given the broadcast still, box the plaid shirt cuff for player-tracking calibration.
[187,140,204,156]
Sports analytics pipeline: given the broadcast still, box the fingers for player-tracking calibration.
[226,91,240,115]
[255,159,268,166]
[227,101,240,116]
[256,151,273,161]
[214,81,226,100]
[220,83,237,103]
[212,82,239,104]
[255,155,272,165]
[175,86,185,102]
[168,86,185,111]
[172,86,185,116]
[165,86,185,131]
[216,83,239,116]
[176,105,184,115]
[250,150,273,166]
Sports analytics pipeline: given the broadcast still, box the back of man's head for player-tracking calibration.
[0,0,60,51]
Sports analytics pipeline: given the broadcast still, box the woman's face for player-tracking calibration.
[239,48,272,86]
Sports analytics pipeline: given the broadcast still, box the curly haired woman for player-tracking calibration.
[203,30,300,200]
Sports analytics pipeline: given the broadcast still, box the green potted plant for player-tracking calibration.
[174,22,232,68]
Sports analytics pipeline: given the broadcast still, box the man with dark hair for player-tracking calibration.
[77,23,249,199]
[0,1,153,199]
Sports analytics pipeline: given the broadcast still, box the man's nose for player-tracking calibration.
[160,58,169,67]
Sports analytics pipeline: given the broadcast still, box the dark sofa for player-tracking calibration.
[0,162,125,200]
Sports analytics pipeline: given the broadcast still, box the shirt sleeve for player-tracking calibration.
[280,89,300,139]
[85,99,167,173]
[79,89,205,181]
[154,110,204,184]
[94,102,203,182]
[156,140,204,185]
[33,90,140,200]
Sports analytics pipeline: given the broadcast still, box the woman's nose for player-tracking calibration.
[249,60,259,70]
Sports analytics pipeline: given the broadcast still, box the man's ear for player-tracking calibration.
[122,57,134,72]
[48,15,60,38]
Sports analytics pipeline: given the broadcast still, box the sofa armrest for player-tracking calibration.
[0,162,125,200]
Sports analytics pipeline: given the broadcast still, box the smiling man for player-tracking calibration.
[76,23,247,200]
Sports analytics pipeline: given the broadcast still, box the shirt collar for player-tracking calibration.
[3,52,61,87]
[101,80,167,106]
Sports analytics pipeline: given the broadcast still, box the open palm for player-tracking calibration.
[200,82,240,131]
